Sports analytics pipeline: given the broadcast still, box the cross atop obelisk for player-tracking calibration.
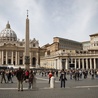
[27,10,28,18]
[24,10,30,70]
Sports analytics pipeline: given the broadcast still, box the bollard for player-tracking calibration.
[50,76,55,88]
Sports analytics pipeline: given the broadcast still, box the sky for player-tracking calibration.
[0,0,98,46]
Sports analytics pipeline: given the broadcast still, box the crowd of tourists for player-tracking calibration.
[39,69,98,88]
[0,69,14,83]
[0,67,36,91]
[0,67,98,91]
[39,69,98,80]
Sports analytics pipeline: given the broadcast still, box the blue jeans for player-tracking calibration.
[60,80,65,88]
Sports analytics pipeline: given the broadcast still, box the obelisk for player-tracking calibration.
[24,10,30,70]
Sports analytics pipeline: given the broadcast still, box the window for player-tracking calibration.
[33,43,36,47]
[20,43,23,46]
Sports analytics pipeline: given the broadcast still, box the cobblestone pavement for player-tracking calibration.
[0,74,98,98]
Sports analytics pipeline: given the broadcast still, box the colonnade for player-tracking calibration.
[1,50,23,65]
[62,57,98,70]
[1,50,38,66]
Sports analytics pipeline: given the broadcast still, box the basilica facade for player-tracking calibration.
[0,21,40,67]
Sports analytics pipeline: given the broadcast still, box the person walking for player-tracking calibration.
[48,70,53,84]
[1,69,6,83]
[7,70,13,83]
[28,70,34,89]
[59,69,67,88]
[25,70,29,82]
[16,67,24,91]
[91,69,94,79]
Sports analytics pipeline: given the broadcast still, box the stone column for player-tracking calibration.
[6,51,8,65]
[38,47,40,67]
[36,52,39,68]
[86,58,88,70]
[11,51,13,65]
[82,58,84,70]
[15,51,17,65]
[59,58,62,70]
[23,52,25,65]
[17,52,19,65]
[71,58,73,64]
[75,59,77,69]
[58,58,60,70]
[90,58,92,69]
[94,58,96,69]
[66,58,68,69]
[78,59,80,69]
[2,51,4,65]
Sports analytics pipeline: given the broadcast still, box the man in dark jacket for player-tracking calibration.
[1,69,6,83]
[59,69,67,88]
[16,67,24,91]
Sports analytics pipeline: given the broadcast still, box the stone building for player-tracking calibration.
[40,35,98,70]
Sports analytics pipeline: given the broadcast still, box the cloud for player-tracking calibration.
[62,0,98,41]
[0,0,98,46]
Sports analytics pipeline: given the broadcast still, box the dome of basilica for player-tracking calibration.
[0,22,17,41]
